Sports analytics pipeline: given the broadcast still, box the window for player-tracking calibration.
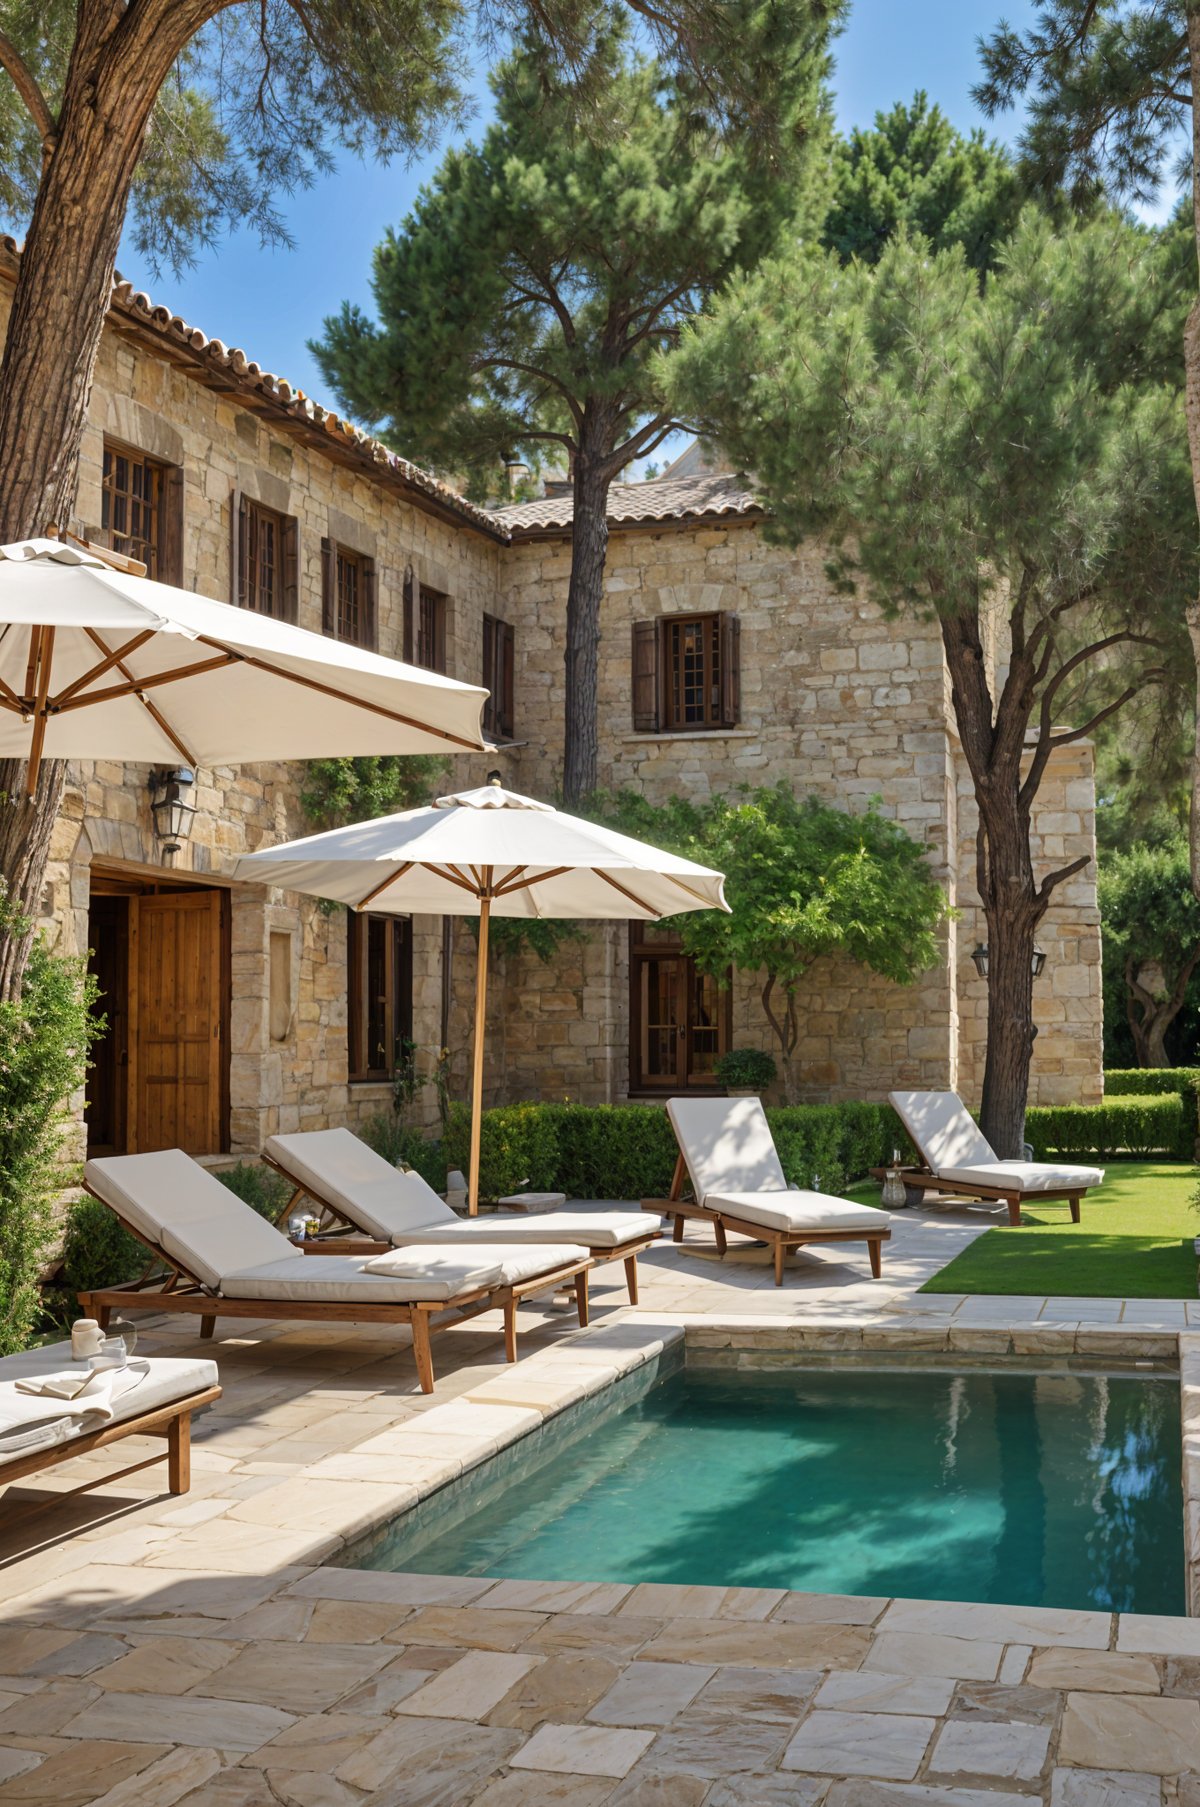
[321,538,377,649]
[482,613,515,742]
[402,570,447,672]
[231,491,299,620]
[101,440,182,582]
[629,923,731,1092]
[631,612,740,733]
[348,913,413,1081]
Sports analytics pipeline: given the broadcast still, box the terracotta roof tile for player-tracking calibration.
[492,470,761,534]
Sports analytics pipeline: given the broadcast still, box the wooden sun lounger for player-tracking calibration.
[78,1182,593,1396]
[869,1163,1084,1228]
[261,1131,661,1304]
[887,1091,1102,1229]
[645,1152,891,1285]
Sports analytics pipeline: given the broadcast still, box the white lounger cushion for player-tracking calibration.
[267,1127,658,1248]
[667,1096,788,1201]
[266,1129,452,1237]
[87,1151,300,1290]
[705,1191,886,1234]
[383,1214,660,1250]
[940,1160,1104,1193]
[889,1091,997,1173]
[364,1243,586,1286]
[0,1343,217,1466]
[221,1247,566,1304]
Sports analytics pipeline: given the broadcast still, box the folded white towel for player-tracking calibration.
[0,1360,149,1451]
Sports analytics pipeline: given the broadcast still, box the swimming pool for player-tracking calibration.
[343,1361,1184,1615]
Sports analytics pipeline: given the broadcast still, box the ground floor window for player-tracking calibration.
[629,922,731,1092]
[348,912,414,1080]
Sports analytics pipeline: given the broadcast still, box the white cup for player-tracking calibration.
[71,1318,105,1361]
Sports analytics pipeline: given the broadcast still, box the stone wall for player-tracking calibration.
[2,276,1103,1157]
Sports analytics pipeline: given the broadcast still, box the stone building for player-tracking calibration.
[0,244,1103,1166]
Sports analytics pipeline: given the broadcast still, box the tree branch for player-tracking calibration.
[1048,675,1166,749]
[1035,852,1092,907]
[0,29,57,152]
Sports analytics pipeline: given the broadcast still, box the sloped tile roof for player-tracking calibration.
[492,471,762,534]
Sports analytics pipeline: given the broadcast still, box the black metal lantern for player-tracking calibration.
[970,943,1047,981]
[149,767,197,855]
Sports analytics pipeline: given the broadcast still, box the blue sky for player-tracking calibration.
[114,0,1053,443]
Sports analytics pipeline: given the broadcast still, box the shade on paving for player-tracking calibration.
[0,538,488,789]
[235,781,728,1211]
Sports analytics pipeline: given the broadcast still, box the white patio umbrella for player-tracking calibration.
[234,780,729,1212]
[0,539,487,790]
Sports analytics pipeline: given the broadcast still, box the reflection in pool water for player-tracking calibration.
[347,1366,1183,1615]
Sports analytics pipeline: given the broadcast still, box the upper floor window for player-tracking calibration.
[232,490,298,620]
[321,538,377,649]
[631,611,740,733]
[402,570,448,672]
[482,613,515,742]
[101,440,182,582]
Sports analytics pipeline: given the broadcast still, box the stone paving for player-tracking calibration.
[3,1199,1200,1803]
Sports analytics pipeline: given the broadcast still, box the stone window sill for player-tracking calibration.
[620,729,758,744]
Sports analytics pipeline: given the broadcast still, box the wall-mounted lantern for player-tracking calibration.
[970,943,1047,982]
[149,767,197,856]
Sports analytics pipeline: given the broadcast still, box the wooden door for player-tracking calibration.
[630,923,732,1093]
[131,890,224,1154]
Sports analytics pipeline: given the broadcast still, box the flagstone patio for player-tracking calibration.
[3,1200,1200,1803]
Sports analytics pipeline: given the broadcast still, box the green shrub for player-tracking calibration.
[769,1106,847,1194]
[59,1195,147,1300]
[0,890,100,1354]
[1104,1068,1200,1159]
[1026,1094,1184,1161]
[442,1101,560,1199]
[553,1105,679,1199]
[713,1049,778,1091]
[359,1112,448,1192]
[214,1161,292,1222]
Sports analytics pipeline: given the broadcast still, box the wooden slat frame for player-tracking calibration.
[867,1165,1086,1229]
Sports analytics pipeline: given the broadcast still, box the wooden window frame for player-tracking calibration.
[321,537,378,649]
[231,490,299,621]
[628,922,732,1095]
[482,613,515,742]
[347,912,414,1083]
[401,570,448,672]
[632,611,740,734]
[101,438,183,584]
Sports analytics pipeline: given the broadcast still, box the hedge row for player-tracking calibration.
[1026,1094,1185,1162]
[1104,1068,1200,1159]
[441,1098,904,1202]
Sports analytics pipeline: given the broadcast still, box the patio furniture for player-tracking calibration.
[79,1152,592,1393]
[646,1096,892,1285]
[263,1128,662,1304]
[888,1090,1103,1227]
[0,1340,219,1521]
[234,778,727,1212]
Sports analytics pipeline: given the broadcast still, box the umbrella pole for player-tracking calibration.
[468,881,492,1216]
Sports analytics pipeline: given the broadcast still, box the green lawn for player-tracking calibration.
[917,1161,1200,1299]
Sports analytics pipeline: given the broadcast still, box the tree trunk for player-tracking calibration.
[1184,17,1200,902]
[978,881,1039,1158]
[0,3,180,1003]
[562,436,611,805]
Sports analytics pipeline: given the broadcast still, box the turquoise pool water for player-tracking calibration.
[348,1366,1184,1615]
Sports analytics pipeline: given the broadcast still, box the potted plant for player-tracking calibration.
[714,1048,778,1096]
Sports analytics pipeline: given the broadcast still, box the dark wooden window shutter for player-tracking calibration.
[230,488,243,605]
[160,465,185,585]
[362,557,378,651]
[500,620,515,740]
[631,620,660,731]
[281,516,300,623]
[719,614,741,726]
[402,567,416,661]
[321,536,336,636]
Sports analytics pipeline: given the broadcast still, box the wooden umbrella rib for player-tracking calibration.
[424,862,483,897]
[491,864,530,895]
[23,624,42,697]
[494,866,571,897]
[51,653,239,712]
[0,684,24,715]
[50,630,156,707]
[593,868,661,916]
[24,626,54,794]
[195,638,483,751]
[354,863,413,910]
[82,627,198,766]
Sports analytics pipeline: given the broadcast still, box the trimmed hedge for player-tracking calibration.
[1104,1068,1200,1159]
[442,1098,902,1202]
[1026,1094,1185,1162]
